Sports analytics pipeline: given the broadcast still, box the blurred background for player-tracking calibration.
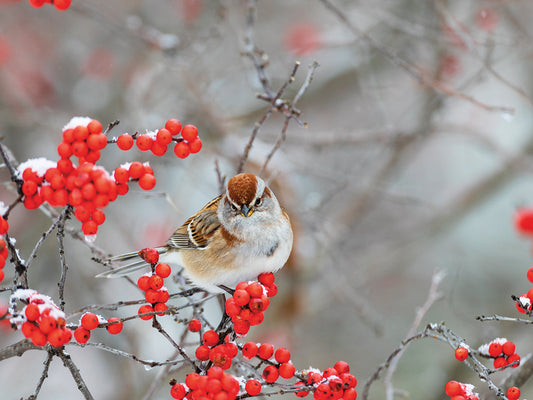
[1,0,533,399]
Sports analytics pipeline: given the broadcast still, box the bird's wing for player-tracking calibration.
[166,195,222,249]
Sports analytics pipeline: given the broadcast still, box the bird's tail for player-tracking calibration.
[96,247,168,278]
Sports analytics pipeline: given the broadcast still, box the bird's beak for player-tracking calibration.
[240,204,254,217]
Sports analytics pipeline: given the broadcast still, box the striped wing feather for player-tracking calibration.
[166,195,222,249]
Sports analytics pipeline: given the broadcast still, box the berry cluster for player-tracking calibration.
[478,338,520,369]
[73,312,123,344]
[296,362,357,400]
[444,381,479,400]
[225,272,277,337]
[195,330,238,370]
[12,289,72,347]
[17,116,201,237]
[113,161,156,192]
[135,249,171,320]
[28,0,71,11]
[116,119,201,159]
[170,367,240,400]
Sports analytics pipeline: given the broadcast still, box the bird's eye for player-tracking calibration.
[231,203,238,212]
[255,197,262,207]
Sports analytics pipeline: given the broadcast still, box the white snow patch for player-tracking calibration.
[17,158,57,178]
[0,201,8,215]
[63,116,93,131]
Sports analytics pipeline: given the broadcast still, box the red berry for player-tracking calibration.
[128,161,145,179]
[245,379,262,396]
[249,297,268,313]
[174,142,190,159]
[81,183,96,200]
[494,356,508,369]
[0,218,7,235]
[155,263,171,278]
[203,330,219,347]
[233,319,250,337]
[455,347,468,361]
[314,383,331,400]
[92,209,106,225]
[185,373,200,390]
[246,282,264,298]
[114,167,129,184]
[507,386,520,400]
[334,361,350,374]
[233,289,250,306]
[196,344,210,360]
[258,343,274,360]
[248,311,264,326]
[154,302,168,315]
[87,133,107,151]
[242,342,258,359]
[156,128,172,145]
[39,315,57,334]
[57,158,73,175]
[275,347,291,363]
[165,119,182,135]
[157,289,169,303]
[31,329,47,346]
[138,248,159,264]
[343,388,357,400]
[515,208,533,235]
[170,384,187,399]
[82,220,98,236]
[149,274,164,290]
[262,365,279,383]
[81,312,99,330]
[25,304,40,321]
[488,342,502,357]
[188,318,201,332]
[138,304,154,320]
[72,141,89,158]
[57,142,72,158]
[106,317,123,334]
[47,328,66,347]
[508,353,521,368]
[138,174,156,191]
[502,341,516,356]
[87,119,102,134]
[117,134,134,150]
[340,373,357,388]
[150,141,167,156]
[258,272,275,287]
[136,134,153,151]
[188,138,202,154]
[279,362,295,379]
[74,125,89,141]
[295,382,309,398]
[74,326,91,344]
[182,124,199,141]
[145,289,159,304]
[21,321,37,338]
[225,297,240,318]
[528,267,533,284]
[267,284,278,297]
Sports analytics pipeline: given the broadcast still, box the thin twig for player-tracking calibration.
[57,206,72,311]
[317,0,514,115]
[56,349,95,400]
[152,317,198,371]
[69,342,187,368]
[26,351,54,400]
[383,270,445,400]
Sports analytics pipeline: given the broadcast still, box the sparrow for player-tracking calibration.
[97,173,293,293]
